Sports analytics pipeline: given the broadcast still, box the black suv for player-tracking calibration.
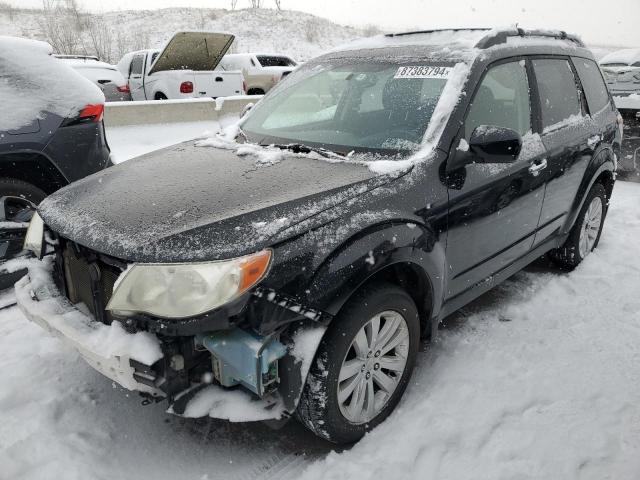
[0,38,111,287]
[17,28,620,444]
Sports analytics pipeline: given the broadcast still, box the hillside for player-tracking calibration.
[0,7,371,63]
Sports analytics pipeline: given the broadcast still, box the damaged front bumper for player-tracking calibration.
[15,257,326,421]
[15,259,164,396]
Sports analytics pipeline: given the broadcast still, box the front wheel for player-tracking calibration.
[296,283,420,444]
[550,182,607,269]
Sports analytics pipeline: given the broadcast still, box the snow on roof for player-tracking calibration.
[333,29,490,57]
[600,48,640,65]
[0,36,104,131]
[58,58,118,70]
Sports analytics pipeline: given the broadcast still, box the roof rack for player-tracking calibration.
[54,54,100,61]
[384,27,585,49]
[385,28,489,38]
[475,28,585,48]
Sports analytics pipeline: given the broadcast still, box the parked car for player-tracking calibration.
[0,36,111,289]
[219,53,297,95]
[18,28,620,444]
[116,32,245,101]
[55,55,132,102]
[600,48,640,116]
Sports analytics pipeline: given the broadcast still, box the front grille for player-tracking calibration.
[59,243,122,325]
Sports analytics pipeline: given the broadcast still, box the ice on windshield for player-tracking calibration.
[0,36,104,131]
[242,61,453,155]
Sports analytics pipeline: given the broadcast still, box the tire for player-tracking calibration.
[550,182,607,270]
[155,93,168,100]
[247,88,265,95]
[296,283,420,444]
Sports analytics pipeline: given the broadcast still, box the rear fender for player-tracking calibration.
[563,146,615,234]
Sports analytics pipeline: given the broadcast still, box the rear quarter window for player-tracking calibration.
[573,58,611,113]
[532,58,583,130]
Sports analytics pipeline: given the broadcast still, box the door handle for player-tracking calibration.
[528,158,547,176]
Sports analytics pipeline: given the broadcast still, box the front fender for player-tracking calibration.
[305,221,444,319]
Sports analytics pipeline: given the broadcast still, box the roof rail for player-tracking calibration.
[475,28,585,48]
[385,28,490,38]
[54,54,100,61]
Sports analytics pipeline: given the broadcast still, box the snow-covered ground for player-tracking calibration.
[1,179,639,479]
[107,121,223,164]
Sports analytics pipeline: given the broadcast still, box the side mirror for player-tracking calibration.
[468,125,522,163]
[240,102,255,118]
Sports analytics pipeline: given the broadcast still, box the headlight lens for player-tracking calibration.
[23,211,44,259]
[106,249,272,319]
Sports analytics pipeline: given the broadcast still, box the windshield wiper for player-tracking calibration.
[269,143,347,160]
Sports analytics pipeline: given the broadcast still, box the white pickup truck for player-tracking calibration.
[219,53,297,95]
[117,32,245,101]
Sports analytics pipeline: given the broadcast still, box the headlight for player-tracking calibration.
[106,249,272,319]
[23,212,44,259]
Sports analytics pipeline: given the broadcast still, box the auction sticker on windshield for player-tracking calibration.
[394,66,451,79]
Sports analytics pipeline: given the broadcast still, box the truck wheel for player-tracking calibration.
[550,182,607,270]
[247,88,265,95]
[155,93,168,100]
[296,283,420,444]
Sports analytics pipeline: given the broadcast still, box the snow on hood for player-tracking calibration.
[37,142,401,263]
[0,36,104,131]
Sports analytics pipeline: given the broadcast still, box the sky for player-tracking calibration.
[9,0,640,47]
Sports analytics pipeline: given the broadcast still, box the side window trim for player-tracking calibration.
[567,57,589,116]
[529,55,585,131]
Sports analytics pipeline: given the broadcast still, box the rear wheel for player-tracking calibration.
[296,283,420,444]
[550,182,607,269]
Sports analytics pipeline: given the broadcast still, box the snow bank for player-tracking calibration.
[173,385,285,422]
[0,36,103,131]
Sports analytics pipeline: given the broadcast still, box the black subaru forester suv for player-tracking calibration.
[17,28,621,444]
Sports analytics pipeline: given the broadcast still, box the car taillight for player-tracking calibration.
[180,81,194,94]
[117,84,130,93]
[79,104,104,123]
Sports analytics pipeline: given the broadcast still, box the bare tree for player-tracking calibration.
[86,17,112,62]
[40,0,83,54]
[230,0,238,9]
[250,0,262,8]
[114,29,129,60]
[274,0,282,10]
[0,2,15,21]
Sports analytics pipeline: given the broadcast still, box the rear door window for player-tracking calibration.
[573,58,611,113]
[532,59,582,130]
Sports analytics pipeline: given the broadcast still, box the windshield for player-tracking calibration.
[242,61,452,156]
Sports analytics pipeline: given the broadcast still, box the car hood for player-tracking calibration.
[38,142,405,263]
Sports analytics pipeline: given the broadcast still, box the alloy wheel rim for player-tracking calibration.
[337,310,410,424]
[578,196,603,258]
